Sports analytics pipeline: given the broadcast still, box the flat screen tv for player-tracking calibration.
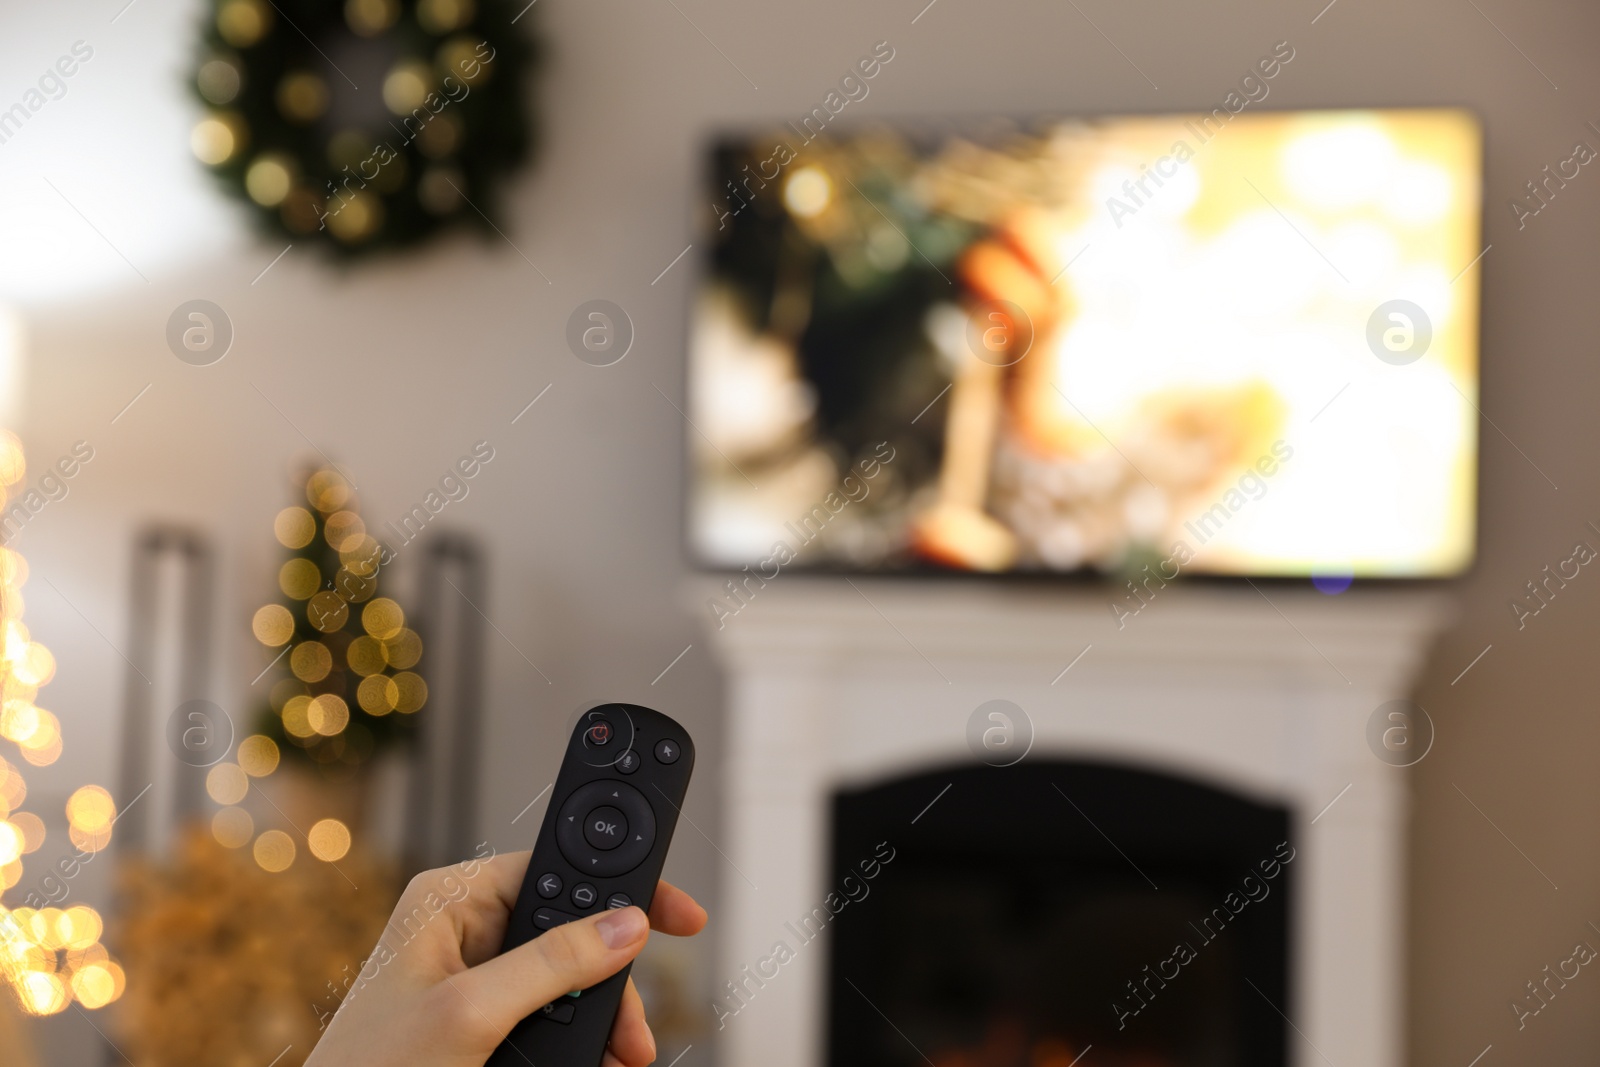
[688,109,1481,578]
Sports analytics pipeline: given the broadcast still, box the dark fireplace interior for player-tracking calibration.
[828,761,1292,1067]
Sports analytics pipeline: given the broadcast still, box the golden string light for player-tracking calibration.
[0,431,124,1016]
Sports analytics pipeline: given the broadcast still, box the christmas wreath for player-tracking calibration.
[190,0,537,254]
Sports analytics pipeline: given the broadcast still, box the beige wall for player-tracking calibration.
[6,0,1599,1063]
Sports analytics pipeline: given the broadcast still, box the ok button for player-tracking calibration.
[583,805,628,851]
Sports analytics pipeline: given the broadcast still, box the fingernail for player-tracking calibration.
[596,906,647,949]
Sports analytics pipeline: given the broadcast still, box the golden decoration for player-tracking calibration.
[324,190,384,244]
[276,71,328,124]
[307,695,350,737]
[0,758,25,808]
[307,819,351,862]
[305,470,351,513]
[361,598,404,640]
[252,829,296,872]
[191,112,246,166]
[333,566,377,604]
[278,557,321,600]
[415,113,463,159]
[323,510,366,552]
[345,0,399,37]
[113,830,396,1062]
[289,641,332,683]
[281,695,315,739]
[245,154,294,207]
[237,735,280,777]
[70,960,123,1010]
[216,0,272,48]
[204,763,249,806]
[382,61,432,115]
[65,785,114,835]
[438,36,492,85]
[68,823,111,854]
[356,674,398,715]
[0,433,26,484]
[391,672,427,714]
[345,635,387,676]
[306,591,349,633]
[418,0,475,34]
[273,506,316,549]
[9,810,44,852]
[251,603,294,646]
[211,806,254,848]
[12,643,55,688]
[196,58,242,105]
[381,628,421,669]
[339,536,383,578]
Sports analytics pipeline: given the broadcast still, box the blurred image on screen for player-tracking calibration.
[689,109,1481,577]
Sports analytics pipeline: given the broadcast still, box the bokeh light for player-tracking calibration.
[362,598,404,640]
[212,806,254,848]
[237,734,280,777]
[65,785,114,835]
[251,604,295,646]
[307,694,350,736]
[279,557,321,600]
[290,640,333,682]
[307,818,351,862]
[253,830,296,872]
[204,763,249,806]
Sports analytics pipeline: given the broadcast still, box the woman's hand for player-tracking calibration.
[305,850,708,1067]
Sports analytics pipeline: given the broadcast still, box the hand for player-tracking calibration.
[305,850,708,1067]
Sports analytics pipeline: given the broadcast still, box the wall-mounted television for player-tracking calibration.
[689,109,1481,577]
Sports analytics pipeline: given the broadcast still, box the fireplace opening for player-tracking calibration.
[828,761,1292,1067]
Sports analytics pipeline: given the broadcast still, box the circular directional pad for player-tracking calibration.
[557,781,656,877]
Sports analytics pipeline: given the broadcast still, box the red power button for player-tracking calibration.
[585,721,613,746]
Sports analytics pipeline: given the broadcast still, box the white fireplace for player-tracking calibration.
[701,578,1448,1067]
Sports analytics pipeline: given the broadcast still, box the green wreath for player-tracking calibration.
[190,0,536,254]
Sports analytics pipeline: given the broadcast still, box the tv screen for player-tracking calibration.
[688,109,1481,578]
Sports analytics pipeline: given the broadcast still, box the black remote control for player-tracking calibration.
[486,703,695,1067]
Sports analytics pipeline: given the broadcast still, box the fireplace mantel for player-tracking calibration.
[700,578,1450,1067]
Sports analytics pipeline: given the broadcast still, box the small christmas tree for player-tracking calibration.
[251,468,425,776]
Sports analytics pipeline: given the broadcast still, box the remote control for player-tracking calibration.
[486,703,695,1067]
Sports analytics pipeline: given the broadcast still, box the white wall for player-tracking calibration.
[6,0,1600,1064]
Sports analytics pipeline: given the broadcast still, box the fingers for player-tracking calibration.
[399,851,530,968]
[451,906,650,1035]
[411,847,706,970]
[605,977,656,1066]
[456,849,533,912]
[648,880,709,938]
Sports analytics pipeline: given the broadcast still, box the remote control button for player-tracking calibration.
[615,749,640,774]
[571,883,597,909]
[533,907,579,930]
[585,721,613,746]
[535,872,562,899]
[556,781,658,877]
[606,893,632,910]
[536,1000,576,1025]
[582,806,628,851]
[654,739,681,764]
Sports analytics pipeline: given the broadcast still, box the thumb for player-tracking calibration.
[448,906,650,1036]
